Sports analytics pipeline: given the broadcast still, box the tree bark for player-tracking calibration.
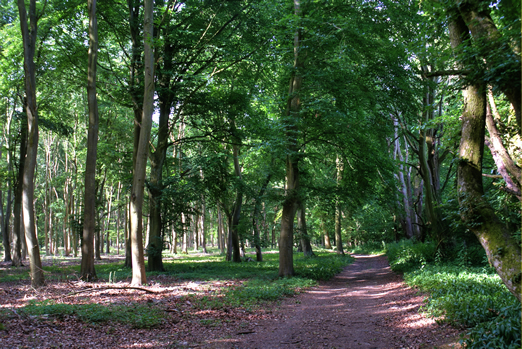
[279,0,304,277]
[217,206,225,254]
[297,202,314,257]
[418,74,444,241]
[229,144,242,263]
[17,0,44,287]
[80,0,99,281]
[0,146,11,262]
[129,0,154,286]
[455,0,521,129]
[322,216,332,249]
[484,97,521,198]
[147,23,176,271]
[393,118,414,239]
[335,155,344,255]
[12,121,26,267]
[449,13,521,302]
[252,166,272,262]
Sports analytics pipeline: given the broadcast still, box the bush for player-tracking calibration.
[403,264,520,349]
[349,241,386,255]
[386,240,437,272]
[294,254,353,280]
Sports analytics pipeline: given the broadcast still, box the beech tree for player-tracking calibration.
[80,0,99,281]
[129,0,153,286]
[444,1,521,301]
[17,0,44,287]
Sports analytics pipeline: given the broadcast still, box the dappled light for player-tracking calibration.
[0,0,519,347]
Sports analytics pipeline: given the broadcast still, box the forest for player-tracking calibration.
[0,0,520,348]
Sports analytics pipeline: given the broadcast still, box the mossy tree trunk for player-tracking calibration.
[449,13,521,302]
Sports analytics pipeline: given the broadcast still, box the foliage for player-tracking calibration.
[385,240,437,272]
[294,253,353,280]
[222,277,315,310]
[349,241,386,255]
[21,300,163,329]
[403,264,520,349]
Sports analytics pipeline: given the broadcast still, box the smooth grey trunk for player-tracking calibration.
[484,97,520,198]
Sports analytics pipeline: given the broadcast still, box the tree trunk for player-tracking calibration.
[252,168,272,262]
[335,155,344,255]
[124,197,132,267]
[229,144,242,263]
[80,0,99,281]
[2,188,12,263]
[455,0,521,129]
[129,0,154,286]
[393,118,414,239]
[297,202,314,257]
[200,202,207,254]
[279,0,304,277]
[484,95,520,198]
[115,182,121,255]
[418,75,444,241]
[182,213,188,254]
[449,14,521,302]
[17,0,44,287]
[320,216,332,249]
[217,207,224,254]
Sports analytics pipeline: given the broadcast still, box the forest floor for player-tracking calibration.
[0,254,464,348]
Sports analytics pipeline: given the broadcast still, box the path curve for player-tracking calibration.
[205,254,461,349]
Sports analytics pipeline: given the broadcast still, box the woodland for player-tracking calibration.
[0,0,520,348]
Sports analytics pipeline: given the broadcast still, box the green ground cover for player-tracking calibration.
[385,240,521,349]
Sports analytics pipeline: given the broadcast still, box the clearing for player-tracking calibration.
[0,254,463,348]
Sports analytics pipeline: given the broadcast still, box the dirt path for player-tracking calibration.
[205,254,462,348]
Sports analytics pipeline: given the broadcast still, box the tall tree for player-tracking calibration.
[129,0,154,286]
[17,0,44,287]
[81,0,99,281]
[278,0,304,278]
[447,8,521,301]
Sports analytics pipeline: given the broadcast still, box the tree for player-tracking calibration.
[129,0,153,286]
[17,0,44,287]
[446,5,521,302]
[278,0,304,278]
[80,0,99,281]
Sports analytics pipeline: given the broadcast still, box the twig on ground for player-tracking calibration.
[66,286,157,296]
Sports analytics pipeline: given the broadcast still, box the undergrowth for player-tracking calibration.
[387,240,521,349]
[386,240,436,272]
[349,241,386,255]
[21,300,163,328]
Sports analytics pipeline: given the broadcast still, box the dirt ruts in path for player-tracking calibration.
[205,254,462,349]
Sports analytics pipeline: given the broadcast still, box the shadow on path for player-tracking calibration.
[205,254,462,349]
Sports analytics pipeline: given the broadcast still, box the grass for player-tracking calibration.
[21,300,163,328]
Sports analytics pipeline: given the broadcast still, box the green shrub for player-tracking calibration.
[464,304,521,349]
[386,240,437,272]
[349,241,386,255]
[294,254,353,280]
[403,264,520,349]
